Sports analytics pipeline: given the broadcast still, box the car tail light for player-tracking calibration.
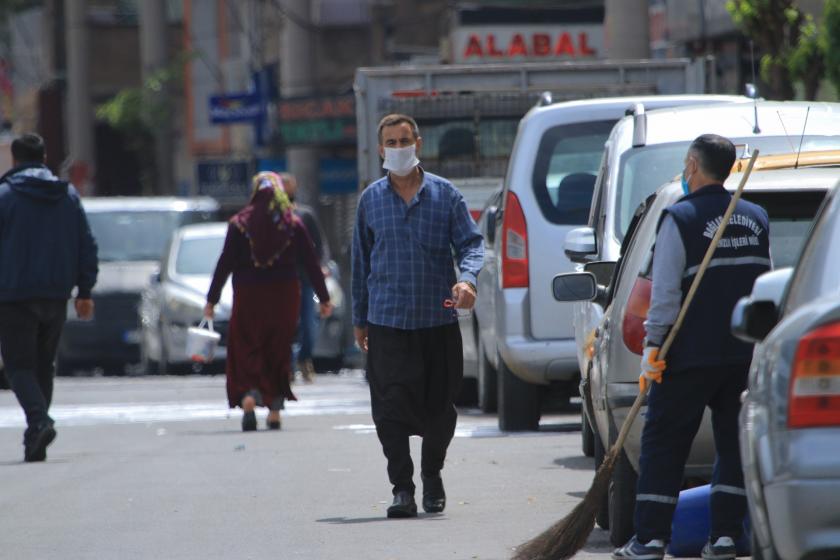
[622,276,651,355]
[502,191,528,289]
[788,321,840,428]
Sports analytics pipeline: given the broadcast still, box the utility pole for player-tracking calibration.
[280,0,318,209]
[139,0,174,195]
[64,0,94,195]
[604,0,651,59]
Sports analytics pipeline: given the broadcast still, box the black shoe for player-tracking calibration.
[242,411,257,432]
[421,474,446,513]
[24,424,56,463]
[267,417,281,430]
[386,490,417,518]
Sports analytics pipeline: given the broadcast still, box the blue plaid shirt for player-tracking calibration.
[352,171,485,330]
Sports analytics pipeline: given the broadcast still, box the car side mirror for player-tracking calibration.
[731,296,779,343]
[150,271,161,284]
[552,272,597,302]
[564,227,597,263]
[485,206,498,245]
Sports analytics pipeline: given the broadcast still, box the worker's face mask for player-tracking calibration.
[681,169,692,196]
[383,145,420,177]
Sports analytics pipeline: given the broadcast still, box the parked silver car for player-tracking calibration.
[553,164,835,546]
[475,93,748,430]
[733,180,840,560]
[139,222,347,374]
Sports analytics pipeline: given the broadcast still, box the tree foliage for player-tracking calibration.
[825,0,840,96]
[727,0,835,100]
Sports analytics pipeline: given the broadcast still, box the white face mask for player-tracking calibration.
[382,145,420,177]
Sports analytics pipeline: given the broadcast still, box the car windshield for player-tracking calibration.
[614,136,840,241]
[175,235,226,275]
[87,210,214,262]
[784,192,840,312]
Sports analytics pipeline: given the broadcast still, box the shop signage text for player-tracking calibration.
[452,25,603,63]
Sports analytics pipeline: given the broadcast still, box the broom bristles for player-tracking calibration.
[511,448,620,560]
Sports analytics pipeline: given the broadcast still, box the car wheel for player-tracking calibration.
[55,360,76,377]
[608,421,638,547]
[593,427,610,530]
[497,355,542,431]
[581,409,595,457]
[477,335,497,413]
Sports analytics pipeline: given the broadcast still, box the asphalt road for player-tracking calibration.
[0,372,615,560]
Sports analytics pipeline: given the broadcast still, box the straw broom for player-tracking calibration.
[512,149,760,560]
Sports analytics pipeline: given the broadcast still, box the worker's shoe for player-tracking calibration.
[421,474,446,513]
[701,536,736,560]
[386,490,417,519]
[613,535,665,560]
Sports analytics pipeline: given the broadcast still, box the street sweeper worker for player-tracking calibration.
[613,134,771,560]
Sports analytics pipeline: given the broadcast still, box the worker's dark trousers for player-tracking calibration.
[634,364,749,543]
[366,323,462,495]
[0,300,66,445]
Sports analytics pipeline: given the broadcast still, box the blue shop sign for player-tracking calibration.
[209,93,263,124]
[320,159,358,194]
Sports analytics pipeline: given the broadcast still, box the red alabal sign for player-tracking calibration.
[453,25,603,63]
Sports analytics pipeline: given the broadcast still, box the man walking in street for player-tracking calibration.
[279,171,328,383]
[613,135,771,560]
[0,133,98,462]
[352,113,484,518]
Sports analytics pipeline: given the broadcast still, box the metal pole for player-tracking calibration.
[64,0,94,195]
[139,0,174,195]
[280,0,318,209]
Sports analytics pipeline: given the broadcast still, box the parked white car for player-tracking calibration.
[474,93,748,430]
[733,180,840,560]
[555,163,837,546]
[567,101,840,460]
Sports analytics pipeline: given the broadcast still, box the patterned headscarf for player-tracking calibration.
[230,172,295,268]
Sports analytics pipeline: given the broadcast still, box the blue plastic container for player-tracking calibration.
[667,484,751,557]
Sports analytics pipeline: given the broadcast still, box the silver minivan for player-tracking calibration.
[474,94,747,430]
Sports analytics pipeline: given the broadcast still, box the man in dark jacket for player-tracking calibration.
[0,133,98,462]
[279,172,328,383]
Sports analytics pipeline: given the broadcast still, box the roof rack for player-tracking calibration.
[629,103,646,147]
[731,150,840,173]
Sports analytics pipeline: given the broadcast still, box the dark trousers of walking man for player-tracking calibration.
[366,323,463,499]
[0,300,67,461]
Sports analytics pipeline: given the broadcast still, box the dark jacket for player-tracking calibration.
[0,164,99,302]
[661,183,771,372]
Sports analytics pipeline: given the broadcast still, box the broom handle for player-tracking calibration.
[611,149,760,453]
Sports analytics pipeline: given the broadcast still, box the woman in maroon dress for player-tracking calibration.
[204,172,331,431]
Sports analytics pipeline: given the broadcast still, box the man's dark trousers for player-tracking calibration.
[0,300,67,444]
[366,323,463,494]
[634,364,749,543]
